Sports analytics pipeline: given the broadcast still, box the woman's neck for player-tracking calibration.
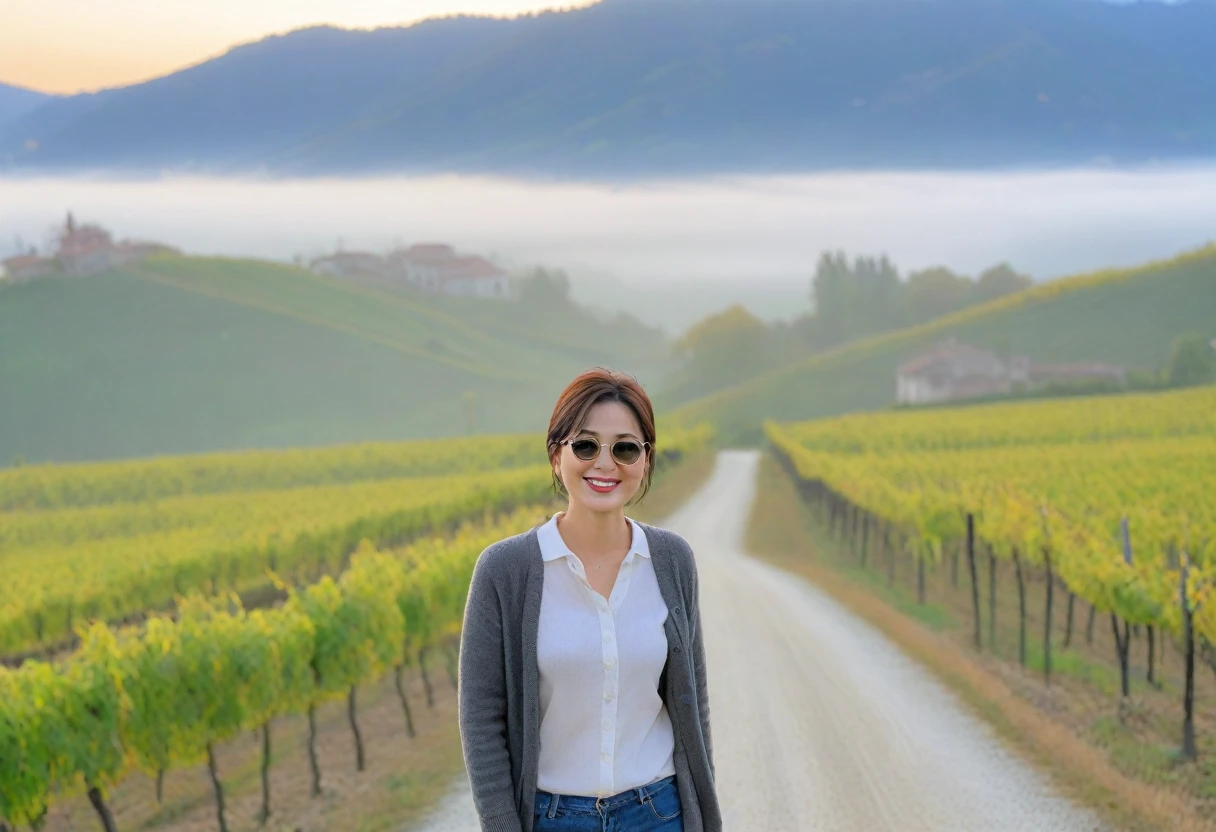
[557,503,632,559]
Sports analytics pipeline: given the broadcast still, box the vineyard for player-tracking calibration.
[765,385,1216,784]
[0,426,710,831]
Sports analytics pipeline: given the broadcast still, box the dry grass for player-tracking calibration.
[746,450,1212,832]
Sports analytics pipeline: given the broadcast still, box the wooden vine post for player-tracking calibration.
[1041,506,1054,688]
[1113,518,1134,709]
[1180,551,1197,762]
[988,543,998,652]
[965,513,981,651]
[1012,547,1027,668]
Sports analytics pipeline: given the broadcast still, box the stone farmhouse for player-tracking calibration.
[310,243,510,299]
[896,337,1125,405]
[1,213,178,282]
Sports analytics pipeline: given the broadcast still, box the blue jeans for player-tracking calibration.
[533,775,683,831]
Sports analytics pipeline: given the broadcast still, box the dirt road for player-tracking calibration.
[413,450,1105,831]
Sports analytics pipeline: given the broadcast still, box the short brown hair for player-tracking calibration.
[546,367,657,502]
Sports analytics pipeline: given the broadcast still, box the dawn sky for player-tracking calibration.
[1,0,593,95]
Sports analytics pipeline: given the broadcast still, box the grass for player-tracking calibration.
[0,254,671,465]
[744,449,1212,832]
[1023,640,1124,698]
[674,245,1216,443]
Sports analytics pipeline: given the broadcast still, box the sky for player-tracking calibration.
[0,0,594,95]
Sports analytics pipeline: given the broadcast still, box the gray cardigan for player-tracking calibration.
[457,520,721,832]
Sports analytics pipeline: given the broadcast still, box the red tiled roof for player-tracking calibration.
[1029,362,1124,379]
[445,256,506,280]
[59,225,113,259]
[897,340,996,376]
[3,254,45,269]
[402,243,457,265]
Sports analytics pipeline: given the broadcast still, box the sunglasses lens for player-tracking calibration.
[613,441,642,464]
[570,438,600,460]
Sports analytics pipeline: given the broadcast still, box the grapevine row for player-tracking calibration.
[2,421,710,659]
[1,467,555,657]
[765,387,1214,759]
[0,507,541,831]
[0,433,543,512]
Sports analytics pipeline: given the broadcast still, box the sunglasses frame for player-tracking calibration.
[560,437,651,465]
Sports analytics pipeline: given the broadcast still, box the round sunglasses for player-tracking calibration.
[560,437,650,466]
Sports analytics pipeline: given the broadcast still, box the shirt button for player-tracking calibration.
[602,720,612,730]
[601,753,610,762]
[603,634,611,643]
[604,693,613,702]
[673,645,681,653]
[681,694,692,704]
[604,658,615,669]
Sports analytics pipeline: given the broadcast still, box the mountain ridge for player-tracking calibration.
[0,83,53,130]
[3,0,1215,178]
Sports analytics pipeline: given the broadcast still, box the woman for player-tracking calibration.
[458,368,720,832]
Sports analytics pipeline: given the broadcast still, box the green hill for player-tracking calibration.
[0,255,670,464]
[672,245,1216,444]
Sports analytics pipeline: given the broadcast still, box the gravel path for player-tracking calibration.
[411,450,1106,832]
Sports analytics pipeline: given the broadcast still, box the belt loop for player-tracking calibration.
[547,793,560,819]
[635,785,647,805]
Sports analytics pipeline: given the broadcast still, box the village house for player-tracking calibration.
[896,338,1029,404]
[896,337,1127,405]
[309,251,387,280]
[1027,361,1126,387]
[387,243,510,298]
[1,213,178,282]
[307,243,509,298]
[1,253,54,282]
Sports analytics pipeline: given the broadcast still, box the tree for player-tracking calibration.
[673,304,774,394]
[1166,333,1216,388]
[902,266,972,324]
[806,251,900,349]
[973,263,1033,303]
[514,267,570,306]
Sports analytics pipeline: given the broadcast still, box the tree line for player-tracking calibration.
[664,251,1033,404]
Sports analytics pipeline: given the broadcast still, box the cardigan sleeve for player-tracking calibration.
[458,548,525,832]
[688,544,715,777]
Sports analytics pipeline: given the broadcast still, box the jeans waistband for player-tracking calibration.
[536,774,676,815]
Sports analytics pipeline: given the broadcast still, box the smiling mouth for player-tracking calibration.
[585,477,620,492]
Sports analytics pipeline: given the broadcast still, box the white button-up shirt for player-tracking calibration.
[535,512,676,798]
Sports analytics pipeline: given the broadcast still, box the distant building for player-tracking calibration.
[386,243,509,299]
[59,216,118,275]
[4,214,178,282]
[387,243,458,292]
[1027,362,1126,387]
[1,253,54,282]
[309,251,387,279]
[896,338,1028,404]
[896,337,1125,405]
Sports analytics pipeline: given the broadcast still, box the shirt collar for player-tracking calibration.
[538,512,651,562]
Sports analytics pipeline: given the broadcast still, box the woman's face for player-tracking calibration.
[555,401,649,515]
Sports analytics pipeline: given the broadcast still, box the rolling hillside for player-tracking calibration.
[0,256,670,464]
[3,0,1215,176]
[672,244,1216,444]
